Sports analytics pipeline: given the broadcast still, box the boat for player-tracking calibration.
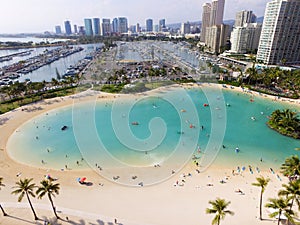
[203,103,209,107]
[131,122,139,125]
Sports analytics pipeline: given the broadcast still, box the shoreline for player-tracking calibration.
[0,83,299,225]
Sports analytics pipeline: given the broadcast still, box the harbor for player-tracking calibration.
[0,43,103,84]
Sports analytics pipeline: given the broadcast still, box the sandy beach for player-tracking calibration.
[0,84,298,225]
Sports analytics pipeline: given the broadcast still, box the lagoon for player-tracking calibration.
[7,86,300,181]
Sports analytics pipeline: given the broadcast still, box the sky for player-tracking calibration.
[0,0,270,34]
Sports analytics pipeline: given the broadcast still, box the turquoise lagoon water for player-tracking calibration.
[7,86,300,174]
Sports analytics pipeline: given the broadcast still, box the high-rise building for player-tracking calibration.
[93,18,100,36]
[112,18,118,33]
[78,26,85,35]
[200,3,211,42]
[55,26,62,35]
[235,10,257,27]
[84,18,93,36]
[136,23,141,33]
[146,19,153,32]
[206,24,229,53]
[203,0,226,53]
[209,0,225,26]
[73,25,78,34]
[118,17,128,33]
[181,22,191,34]
[129,25,137,33]
[257,0,300,65]
[102,19,111,36]
[230,23,262,53]
[64,20,72,35]
[159,19,166,31]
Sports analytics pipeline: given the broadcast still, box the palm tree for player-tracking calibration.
[252,176,270,220]
[36,180,61,219]
[278,179,300,212]
[265,197,295,225]
[281,155,300,178]
[206,198,234,225]
[11,178,39,220]
[0,177,8,216]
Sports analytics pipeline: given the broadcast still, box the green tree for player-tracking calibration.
[0,177,8,216]
[11,178,39,220]
[281,155,300,177]
[252,176,270,220]
[265,197,295,225]
[36,180,61,219]
[206,198,234,225]
[278,180,300,212]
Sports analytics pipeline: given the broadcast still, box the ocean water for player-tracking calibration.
[7,86,300,178]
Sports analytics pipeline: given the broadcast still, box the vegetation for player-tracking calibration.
[0,80,90,114]
[100,84,125,93]
[265,197,295,225]
[36,180,61,219]
[280,155,300,177]
[252,176,270,220]
[206,198,234,225]
[267,109,300,139]
[220,66,300,99]
[0,177,7,216]
[11,178,39,220]
[278,180,300,224]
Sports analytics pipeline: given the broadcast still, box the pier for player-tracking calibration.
[0,50,33,62]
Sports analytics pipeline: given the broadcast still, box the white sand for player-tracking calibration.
[0,86,298,225]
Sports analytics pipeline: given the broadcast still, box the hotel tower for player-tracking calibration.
[257,0,300,65]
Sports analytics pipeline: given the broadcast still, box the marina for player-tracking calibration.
[0,43,103,84]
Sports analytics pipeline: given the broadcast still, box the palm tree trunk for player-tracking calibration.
[277,210,281,225]
[0,204,7,216]
[287,198,294,224]
[259,191,263,220]
[48,194,60,219]
[26,192,38,220]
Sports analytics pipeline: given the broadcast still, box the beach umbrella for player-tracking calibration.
[77,177,81,182]
[80,177,86,183]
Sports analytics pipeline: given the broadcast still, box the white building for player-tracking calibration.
[203,0,227,53]
[257,0,300,65]
[230,23,262,53]
[206,24,229,53]
[209,0,225,26]
[200,3,211,42]
[234,10,257,27]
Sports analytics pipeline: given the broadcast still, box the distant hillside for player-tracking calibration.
[166,17,262,30]
[257,16,264,23]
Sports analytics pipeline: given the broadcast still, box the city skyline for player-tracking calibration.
[0,0,269,34]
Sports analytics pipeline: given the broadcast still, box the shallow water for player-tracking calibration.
[7,86,300,177]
